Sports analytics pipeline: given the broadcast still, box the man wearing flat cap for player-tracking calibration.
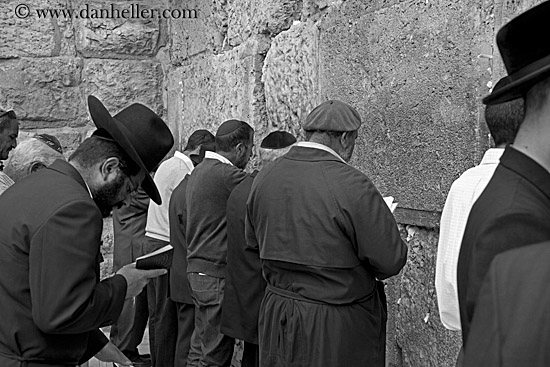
[221,131,296,367]
[245,100,408,366]
[456,1,550,363]
[0,95,172,367]
[185,119,254,366]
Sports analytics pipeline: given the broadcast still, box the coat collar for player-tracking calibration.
[47,159,90,194]
[501,146,550,201]
[284,145,348,164]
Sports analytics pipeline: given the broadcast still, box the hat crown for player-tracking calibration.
[498,1,550,76]
[302,100,362,132]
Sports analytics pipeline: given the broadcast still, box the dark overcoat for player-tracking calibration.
[463,241,550,367]
[0,160,126,366]
[169,175,193,304]
[220,171,264,344]
[245,146,408,367]
[457,147,550,344]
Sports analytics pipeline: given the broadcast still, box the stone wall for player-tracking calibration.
[2,0,545,366]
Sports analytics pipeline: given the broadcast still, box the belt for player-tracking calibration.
[266,283,376,305]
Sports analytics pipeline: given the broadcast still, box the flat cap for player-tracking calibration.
[260,131,297,149]
[302,100,361,132]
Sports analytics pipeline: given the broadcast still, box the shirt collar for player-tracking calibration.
[479,148,504,165]
[205,151,234,166]
[294,142,346,163]
[174,150,195,172]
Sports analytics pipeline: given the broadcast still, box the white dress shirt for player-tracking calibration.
[435,148,504,331]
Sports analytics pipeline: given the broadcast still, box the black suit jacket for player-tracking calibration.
[169,175,193,304]
[0,160,127,365]
[220,171,263,344]
[464,242,550,366]
[457,147,550,344]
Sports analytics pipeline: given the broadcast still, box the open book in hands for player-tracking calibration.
[135,244,174,270]
[383,196,398,213]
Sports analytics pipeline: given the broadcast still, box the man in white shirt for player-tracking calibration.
[144,129,215,367]
[435,92,524,331]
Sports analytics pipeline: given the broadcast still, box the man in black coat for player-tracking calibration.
[457,0,550,349]
[0,96,172,367]
[220,131,296,367]
[463,241,550,366]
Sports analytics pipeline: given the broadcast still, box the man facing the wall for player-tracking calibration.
[245,100,408,367]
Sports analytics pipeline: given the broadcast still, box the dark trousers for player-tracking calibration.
[145,237,177,367]
[187,273,234,367]
[175,302,196,367]
[242,342,259,367]
[109,288,149,356]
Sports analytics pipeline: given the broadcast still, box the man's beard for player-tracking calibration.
[92,173,126,218]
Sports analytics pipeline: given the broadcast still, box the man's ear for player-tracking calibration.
[235,142,245,157]
[99,157,121,181]
[28,161,47,174]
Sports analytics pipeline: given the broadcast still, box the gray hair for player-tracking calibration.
[4,137,65,182]
[259,146,291,164]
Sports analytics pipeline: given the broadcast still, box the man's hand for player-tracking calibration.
[116,263,167,299]
[94,341,132,366]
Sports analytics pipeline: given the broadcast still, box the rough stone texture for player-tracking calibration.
[0,57,87,128]
[177,37,270,144]
[0,0,75,58]
[317,0,487,214]
[83,59,164,117]
[227,0,302,47]
[262,20,320,141]
[73,0,167,58]
[100,217,114,280]
[170,0,222,64]
[392,225,461,366]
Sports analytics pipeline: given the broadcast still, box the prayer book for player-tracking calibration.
[136,244,173,270]
[383,196,398,213]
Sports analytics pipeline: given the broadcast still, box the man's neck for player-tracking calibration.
[512,120,550,173]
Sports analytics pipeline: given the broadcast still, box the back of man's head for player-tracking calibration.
[69,135,140,177]
[184,129,215,152]
[484,97,524,147]
[5,137,65,182]
[215,120,254,152]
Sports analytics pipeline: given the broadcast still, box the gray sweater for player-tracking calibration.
[185,158,247,277]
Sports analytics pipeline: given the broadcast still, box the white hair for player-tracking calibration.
[4,138,65,182]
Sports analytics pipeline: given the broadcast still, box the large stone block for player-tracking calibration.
[82,59,164,118]
[73,0,167,58]
[395,226,461,367]
[169,0,220,64]
[0,57,87,128]
[262,20,320,140]
[227,0,302,46]
[317,0,491,216]
[0,0,74,58]
[177,37,269,144]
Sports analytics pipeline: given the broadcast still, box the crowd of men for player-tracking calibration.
[0,2,548,367]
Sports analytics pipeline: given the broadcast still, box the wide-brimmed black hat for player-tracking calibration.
[483,1,550,105]
[88,95,174,205]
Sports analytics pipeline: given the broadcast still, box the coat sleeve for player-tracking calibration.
[339,171,408,279]
[29,199,127,334]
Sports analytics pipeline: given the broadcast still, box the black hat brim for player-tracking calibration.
[483,54,550,105]
[88,96,162,204]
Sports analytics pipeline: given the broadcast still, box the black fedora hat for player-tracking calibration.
[483,1,550,105]
[87,95,174,204]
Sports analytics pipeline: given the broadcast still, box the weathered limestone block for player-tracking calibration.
[0,0,74,58]
[177,37,269,143]
[394,226,461,367]
[74,0,167,58]
[227,0,302,46]
[317,0,489,214]
[262,20,319,140]
[0,57,87,128]
[166,67,186,150]
[83,59,164,118]
[170,0,220,64]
